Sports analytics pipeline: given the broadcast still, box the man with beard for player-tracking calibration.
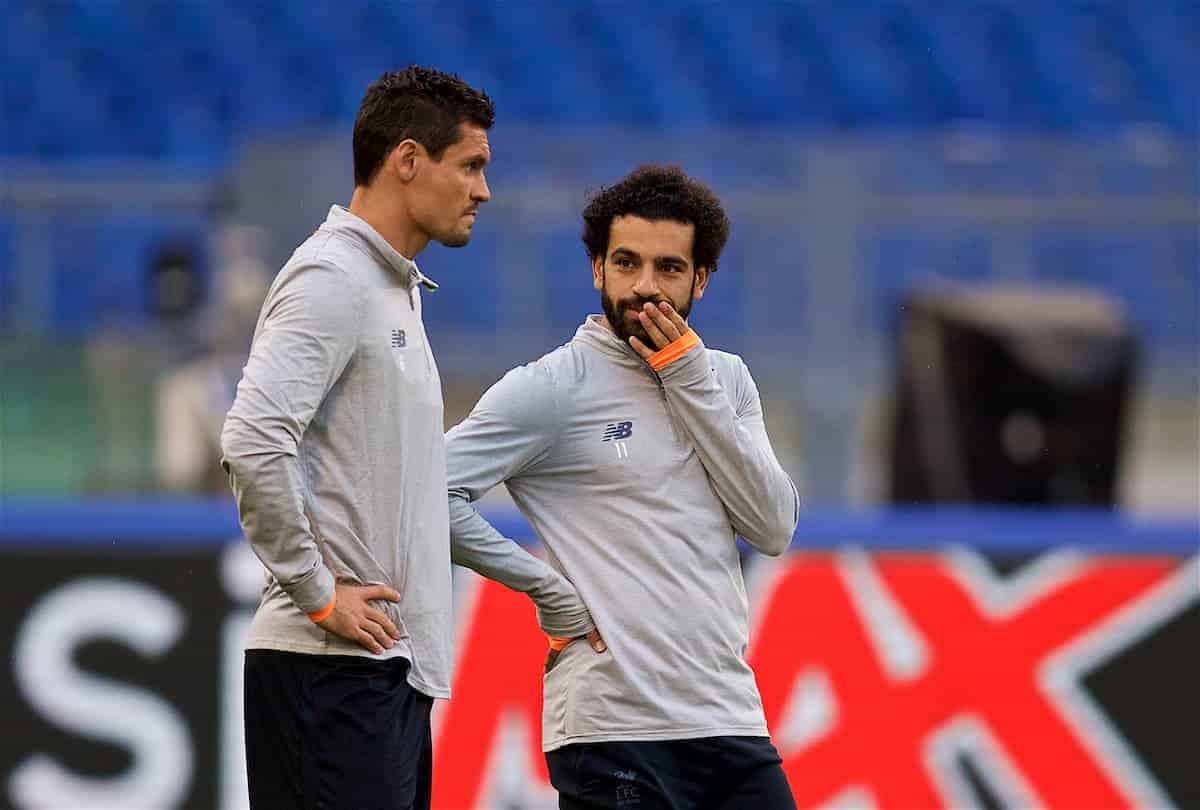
[445,165,800,808]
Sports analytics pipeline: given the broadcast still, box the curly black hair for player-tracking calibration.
[581,165,730,273]
[353,66,495,187]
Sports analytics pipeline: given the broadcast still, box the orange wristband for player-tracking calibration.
[307,593,336,624]
[647,329,700,371]
[547,635,572,652]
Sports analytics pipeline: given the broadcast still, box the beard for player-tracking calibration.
[436,222,472,248]
[429,208,477,248]
[439,232,470,248]
[599,276,694,346]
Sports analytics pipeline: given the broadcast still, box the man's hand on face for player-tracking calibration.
[315,582,404,655]
[629,301,690,360]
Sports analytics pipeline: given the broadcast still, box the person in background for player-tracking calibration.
[155,225,270,494]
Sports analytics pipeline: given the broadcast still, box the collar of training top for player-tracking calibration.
[574,315,653,369]
[325,205,440,292]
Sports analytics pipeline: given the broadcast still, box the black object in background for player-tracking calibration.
[148,242,205,323]
[889,284,1138,507]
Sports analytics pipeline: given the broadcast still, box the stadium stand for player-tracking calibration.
[1,2,1195,355]
[1,1,1195,163]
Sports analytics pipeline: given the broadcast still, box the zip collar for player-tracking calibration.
[322,205,439,292]
[573,315,656,373]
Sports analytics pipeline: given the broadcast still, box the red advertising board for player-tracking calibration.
[0,503,1195,809]
[433,551,1196,809]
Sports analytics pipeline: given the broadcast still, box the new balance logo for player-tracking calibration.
[601,421,633,441]
[391,329,407,348]
[615,777,641,805]
[603,421,633,460]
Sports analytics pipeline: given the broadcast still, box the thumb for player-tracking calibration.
[585,628,607,653]
[364,584,402,602]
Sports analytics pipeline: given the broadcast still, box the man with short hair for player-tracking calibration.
[447,165,800,808]
[221,66,493,810]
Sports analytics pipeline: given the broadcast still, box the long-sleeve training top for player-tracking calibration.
[221,205,452,699]
[446,315,800,750]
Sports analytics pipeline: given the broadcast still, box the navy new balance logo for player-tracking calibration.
[602,421,633,441]
[390,329,407,348]
[602,421,633,460]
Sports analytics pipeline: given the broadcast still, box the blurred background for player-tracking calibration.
[0,2,1197,809]
[0,0,1195,510]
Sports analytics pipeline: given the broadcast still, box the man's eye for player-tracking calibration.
[615,257,634,268]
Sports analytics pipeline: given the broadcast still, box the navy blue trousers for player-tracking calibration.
[244,650,432,810]
[546,736,796,810]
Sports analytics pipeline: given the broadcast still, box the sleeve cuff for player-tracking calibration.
[306,592,337,624]
[647,329,701,371]
[287,562,336,616]
[537,606,596,640]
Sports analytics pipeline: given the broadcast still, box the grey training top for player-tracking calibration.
[447,316,800,750]
[221,205,452,699]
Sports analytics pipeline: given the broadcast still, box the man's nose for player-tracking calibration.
[472,172,491,203]
[632,270,660,298]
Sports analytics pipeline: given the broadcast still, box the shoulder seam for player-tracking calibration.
[531,359,569,455]
[292,254,366,342]
[313,230,378,269]
[546,363,569,452]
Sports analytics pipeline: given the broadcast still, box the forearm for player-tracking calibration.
[449,490,594,638]
[221,422,334,614]
[657,344,800,555]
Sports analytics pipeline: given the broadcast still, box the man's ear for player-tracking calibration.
[692,266,711,301]
[591,256,605,291]
[388,139,420,184]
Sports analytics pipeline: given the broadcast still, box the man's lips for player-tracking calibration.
[623,303,661,318]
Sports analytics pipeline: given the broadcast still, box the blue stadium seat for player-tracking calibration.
[1032,229,1200,352]
[1,0,1194,365]
[3,1,1196,161]
[539,224,598,343]
[45,215,209,335]
[419,225,503,337]
[866,228,993,333]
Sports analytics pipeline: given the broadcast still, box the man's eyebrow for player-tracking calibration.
[654,255,690,266]
[610,246,640,259]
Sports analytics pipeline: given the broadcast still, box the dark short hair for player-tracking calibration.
[353,66,495,187]
[581,165,730,273]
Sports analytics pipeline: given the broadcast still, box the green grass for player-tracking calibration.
[0,339,98,494]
